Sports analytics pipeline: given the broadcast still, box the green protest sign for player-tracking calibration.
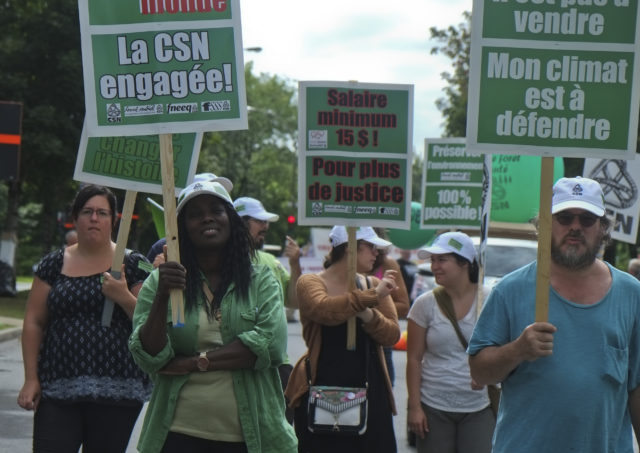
[74,125,201,194]
[421,139,491,230]
[467,0,640,159]
[78,0,247,137]
[298,81,413,228]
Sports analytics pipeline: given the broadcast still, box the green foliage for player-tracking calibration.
[199,63,304,247]
[411,154,424,203]
[430,11,471,138]
[15,202,47,275]
[0,291,28,319]
[0,0,83,268]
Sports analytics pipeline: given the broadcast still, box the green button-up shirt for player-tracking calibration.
[129,264,297,453]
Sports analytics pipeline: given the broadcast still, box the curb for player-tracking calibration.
[0,326,22,343]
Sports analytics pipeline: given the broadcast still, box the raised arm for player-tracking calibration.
[284,236,301,309]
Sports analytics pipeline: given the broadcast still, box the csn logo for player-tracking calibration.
[106,104,122,123]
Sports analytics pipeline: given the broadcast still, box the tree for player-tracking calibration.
[202,63,301,248]
[0,0,84,273]
[430,11,471,138]
[139,63,302,253]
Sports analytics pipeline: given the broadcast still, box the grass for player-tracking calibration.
[0,289,29,320]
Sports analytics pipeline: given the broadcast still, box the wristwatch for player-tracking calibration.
[196,351,209,372]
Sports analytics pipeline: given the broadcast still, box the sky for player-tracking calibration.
[239,0,473,159]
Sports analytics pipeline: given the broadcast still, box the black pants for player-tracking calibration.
[161,432,248,453]
[279,363,294,424]
[33,399,142,453]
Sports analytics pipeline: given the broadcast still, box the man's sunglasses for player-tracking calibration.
[554,212,599,228]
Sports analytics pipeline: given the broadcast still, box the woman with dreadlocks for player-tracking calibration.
[129,181,297,453]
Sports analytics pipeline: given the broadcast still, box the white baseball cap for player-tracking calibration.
[233,197,279,222]
[176,181,233,215]
[417,231,477,262]
[329,226,392,249]
[551,176,605,217]
[192,172,233,193]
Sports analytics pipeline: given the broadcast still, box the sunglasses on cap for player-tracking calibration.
[554,212,599,228]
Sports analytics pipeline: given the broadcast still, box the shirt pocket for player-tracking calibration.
[602,344,628,386]
[240,308,258,325]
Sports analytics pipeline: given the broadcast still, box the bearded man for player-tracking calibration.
[468,176,640,453]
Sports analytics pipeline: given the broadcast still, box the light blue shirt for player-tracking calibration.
[469,262,640,453]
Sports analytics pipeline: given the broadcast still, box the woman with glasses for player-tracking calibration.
[406,231,495,453]
[285,226,401,453]
[18,184,152,452]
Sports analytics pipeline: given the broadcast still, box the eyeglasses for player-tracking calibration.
[249,217,268,225]
[79,208,112,219]
[360,242,378,252]
[554,212,599,228]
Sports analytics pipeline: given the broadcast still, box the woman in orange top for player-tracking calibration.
[285,226,401,453]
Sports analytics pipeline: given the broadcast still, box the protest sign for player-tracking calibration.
[467,0,640,159]
[78,0,248,137]
[298,81,413,229]
[584,157,640,244]
[74,124,201,195]
[421,138,491,231]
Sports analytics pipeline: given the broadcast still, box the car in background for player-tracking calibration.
[410,236,539,300]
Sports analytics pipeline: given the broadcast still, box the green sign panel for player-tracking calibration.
[421,139,491,230]
[298,81,413,228]
[467,0,640,159]
[78,0,247,137]
[74,125,201,195]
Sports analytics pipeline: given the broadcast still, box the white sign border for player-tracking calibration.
[297,80,413,229]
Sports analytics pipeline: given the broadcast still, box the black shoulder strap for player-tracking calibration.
[433,286,468,350]
[355,275,372,290]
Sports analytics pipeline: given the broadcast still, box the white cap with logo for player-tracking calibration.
[192,172,233,193]
[329,226,392,249]
[551,176,605,217]
[176,181,233,215]
[417,231,477,262]
[233,197,279,222]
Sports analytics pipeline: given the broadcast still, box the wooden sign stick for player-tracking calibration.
[346,227,357,350]
[101,189,137,327]
[159,133,185,327]
[535,157,554,322]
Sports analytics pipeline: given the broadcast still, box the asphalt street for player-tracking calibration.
[0,316,416,453]
[3,315,638,453]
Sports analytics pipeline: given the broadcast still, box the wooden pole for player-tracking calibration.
[101,190,136,327]
[535,157,554,322]
[346,227,357,350]
[159,133,185,327]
